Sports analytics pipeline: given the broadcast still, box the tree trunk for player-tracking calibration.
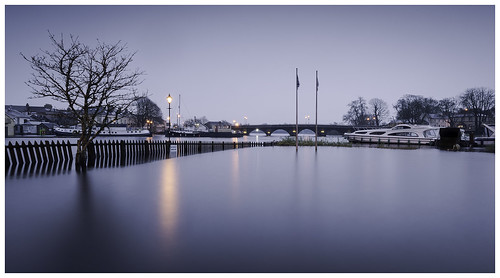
[75,137,90,171]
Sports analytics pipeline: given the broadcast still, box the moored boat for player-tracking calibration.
[343,124,439,145]
[474,123,495,146]
[166,129,202,137]
[54,125,151,137]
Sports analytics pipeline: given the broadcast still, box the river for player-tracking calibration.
[5,146,495,272]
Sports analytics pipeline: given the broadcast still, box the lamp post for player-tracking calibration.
[167,94,172,141]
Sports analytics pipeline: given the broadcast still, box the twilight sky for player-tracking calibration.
[5,5,495,125]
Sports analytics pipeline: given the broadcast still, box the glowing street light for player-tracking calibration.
[167,94,172,141]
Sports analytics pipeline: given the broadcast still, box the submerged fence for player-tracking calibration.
[6,140,272,173]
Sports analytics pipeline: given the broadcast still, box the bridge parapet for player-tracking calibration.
[232,124,359,136]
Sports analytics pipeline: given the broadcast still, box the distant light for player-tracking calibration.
[256,128,259,131]
[321,130,325,133]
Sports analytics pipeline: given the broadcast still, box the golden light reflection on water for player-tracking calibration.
[159,160,179,244]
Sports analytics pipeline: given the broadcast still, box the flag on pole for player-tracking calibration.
[316,73,319,91]
[296,72,300,88]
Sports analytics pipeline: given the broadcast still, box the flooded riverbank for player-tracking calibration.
[5,146,495,272]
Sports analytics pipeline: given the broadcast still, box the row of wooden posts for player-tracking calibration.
[6,139,271,170]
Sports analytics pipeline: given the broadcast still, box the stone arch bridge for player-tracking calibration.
[232,124,372,136]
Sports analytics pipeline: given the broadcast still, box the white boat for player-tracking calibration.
[54,125,151,137]
[343,124,440,145]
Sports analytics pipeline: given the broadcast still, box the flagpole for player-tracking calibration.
[296,68,299,151]
[315,70,318,151]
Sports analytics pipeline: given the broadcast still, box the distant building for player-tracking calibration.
[205,121,232,132]
[20,122,38,135]
[6,107,32,125]
[38,122,57,135]
[426,114,450,128]
[5,114,15,137]
[451,109,494,134]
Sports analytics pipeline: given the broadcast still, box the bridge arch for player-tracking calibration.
[298,128,315,135]
[269,129,291,136]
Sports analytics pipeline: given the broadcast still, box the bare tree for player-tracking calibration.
[368,98,389,126]
[438,97,458,127]
[343,97,368,125]
[460,87,495,133]
[22,32,144,167]
[131,97,163,129]
[394,94,438,124]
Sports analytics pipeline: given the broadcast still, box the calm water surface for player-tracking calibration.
[5,147,494,272]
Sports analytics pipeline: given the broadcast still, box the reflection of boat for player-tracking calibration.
[54,125,151,137]
[343,124,439,145]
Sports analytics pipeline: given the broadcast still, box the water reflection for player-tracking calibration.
[5,147,495,272]
[159,160,180,247]
[6,160,73,178]
[230,150,240,204]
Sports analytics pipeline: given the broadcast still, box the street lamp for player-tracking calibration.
[167,94,172,141]
[244,116,248,125]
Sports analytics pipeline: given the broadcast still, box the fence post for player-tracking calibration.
[145,141,150,159]
[15,142,24,165]
[26,141,36,164]
[104,140,109,161]
[87,141,96,168]
[33,141,42,164]
[7,142,17,166]
[56,141,64,163]
[45,141,55,164]
[167,141,171,158]
[222,141,225,151]
[21,142,30,164]
[66,140,73,162]
[50,141,59,163]
[120,140,126,166]
[5,143,11,168]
